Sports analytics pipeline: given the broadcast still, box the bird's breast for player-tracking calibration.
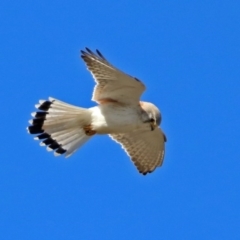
[89,104,143,134]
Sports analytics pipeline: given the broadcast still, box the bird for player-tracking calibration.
[27,48,167,175]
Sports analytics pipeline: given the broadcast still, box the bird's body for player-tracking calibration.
[90,103,145,134]
[27,48,167,175]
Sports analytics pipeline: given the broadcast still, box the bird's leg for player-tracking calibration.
[83,125,96,136]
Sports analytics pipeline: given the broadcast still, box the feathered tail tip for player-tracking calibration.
[27,97,92,157]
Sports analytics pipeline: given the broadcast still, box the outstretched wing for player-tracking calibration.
[81,48,146,105]
[110,127,166,175]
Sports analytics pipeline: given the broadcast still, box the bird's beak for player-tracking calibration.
[150,120,157,131]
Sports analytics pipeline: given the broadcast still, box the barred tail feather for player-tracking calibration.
[27,97,92,157]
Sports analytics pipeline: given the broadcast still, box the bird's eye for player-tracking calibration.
[150,118,155,122]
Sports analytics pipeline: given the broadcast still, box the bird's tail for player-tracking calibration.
[27,97,93,157]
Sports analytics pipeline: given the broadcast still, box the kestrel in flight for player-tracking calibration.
[27,48,167,175]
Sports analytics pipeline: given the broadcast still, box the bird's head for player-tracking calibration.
[140,101,161,131]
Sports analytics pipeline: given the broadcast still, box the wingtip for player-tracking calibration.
[139,171,151,176]
[85,47,93,54]
[80,49,86,55]
[96,49,105,59]
[81,47,105,59]
[81,47,91,55]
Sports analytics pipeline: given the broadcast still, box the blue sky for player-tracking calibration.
[1,0,240,239]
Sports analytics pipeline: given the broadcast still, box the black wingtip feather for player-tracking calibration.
[134,77,140,82]
[81,48,106,61]
[96,49,105,60]
[140,171,152,176]
[163,133,167,142]
[85,47,94,55]
[80,49,87,56]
